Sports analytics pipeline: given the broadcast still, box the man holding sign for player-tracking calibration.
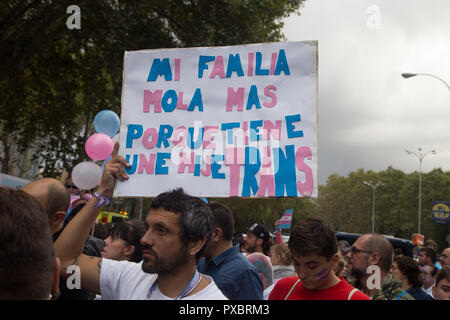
[54,143,227,300]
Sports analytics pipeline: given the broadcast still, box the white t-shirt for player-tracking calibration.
[422,283,435,299]
[263,283,275,300]
[100,258,228,300]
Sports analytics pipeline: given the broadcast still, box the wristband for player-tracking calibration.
[93,191,111,209]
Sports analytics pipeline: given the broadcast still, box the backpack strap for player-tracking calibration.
[396,291,408,300]
[284,279,301,300]
[347,288,359,300]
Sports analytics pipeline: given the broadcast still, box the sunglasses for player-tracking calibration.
[65,184,79,190]
[350,246,373,255]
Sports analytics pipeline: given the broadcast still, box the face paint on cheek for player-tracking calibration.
[313,268,330,282]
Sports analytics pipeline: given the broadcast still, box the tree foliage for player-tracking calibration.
[211,197,317,235]
[0,0,305,177]
[317,166,450,248]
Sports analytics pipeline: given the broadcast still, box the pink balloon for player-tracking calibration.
[85,133,114,160]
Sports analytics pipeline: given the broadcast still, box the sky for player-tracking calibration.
[282,0,450,185]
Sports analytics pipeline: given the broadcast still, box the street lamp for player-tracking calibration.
[405,148,437,235]
[363,180,383,234]
[401,73,450,91]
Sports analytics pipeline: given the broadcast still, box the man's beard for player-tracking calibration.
[347,263,368,281]
[141,244,189,276]
[246,242,257,254]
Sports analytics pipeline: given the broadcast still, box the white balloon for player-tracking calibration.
[72,161,103,190]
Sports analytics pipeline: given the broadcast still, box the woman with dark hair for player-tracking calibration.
[101,219,146,263]
[391,255,434,300]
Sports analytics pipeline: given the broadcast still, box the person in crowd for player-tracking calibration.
[54,201,104,300]
[54,202,104,257]
[239,234,248,253]
[231,233,247,253]
[0,187,60,299]
[337,240,351,257]
[94,219,146,300]
[337,240,353,282]
[62,169,93,212]
[334,252,350,281]
[440,247,450,267]
[420,264,438,298]
[393,248,404,258]
[269,218,369,300]
[432,266,450,300]
[419,247,441,270]
[273,219,284,244]
[22,177,100,300]
[270,243,296,283]
[245,222,273,257]
[54,142,227,300]
[102,219,146,263]
[346,233,414,300]
[61,169,78,196]
[93,223,111,241]
[424,240,438,252]
[22,178,70,235]
[247,253,274,299]
[391,255,433,300]
[198,202,263,299]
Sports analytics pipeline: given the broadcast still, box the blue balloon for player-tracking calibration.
[94,110,120,137]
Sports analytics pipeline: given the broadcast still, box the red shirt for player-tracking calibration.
[268,276,370,300]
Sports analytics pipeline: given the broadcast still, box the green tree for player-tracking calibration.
[209,197,316,234]
[0,0,306,176]
[317,166,450,245]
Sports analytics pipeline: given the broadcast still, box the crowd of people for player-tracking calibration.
[1,143,449,300]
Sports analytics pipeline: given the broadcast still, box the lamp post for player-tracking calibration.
[363,180,383,234]
[401,73,450,91]
[405,148,437,235]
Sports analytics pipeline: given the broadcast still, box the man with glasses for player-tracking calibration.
[346,234,414,300]
[440,248,450,267]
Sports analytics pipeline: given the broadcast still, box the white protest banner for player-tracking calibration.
[114,41,317,198]
[0,172,31,189]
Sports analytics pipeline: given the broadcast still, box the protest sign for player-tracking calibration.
[0,172,31,189]
[114,41,317,198]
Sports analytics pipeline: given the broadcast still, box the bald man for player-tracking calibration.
[440,248,450,267]
[22,178,70,235]
[346,234,414,300]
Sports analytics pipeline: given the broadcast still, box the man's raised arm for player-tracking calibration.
[54,142,130,294]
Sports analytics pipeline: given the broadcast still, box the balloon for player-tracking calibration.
[71,162,103,190]
[94,110,120,137]
[85,133,114,160]
[111,133,119,143]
